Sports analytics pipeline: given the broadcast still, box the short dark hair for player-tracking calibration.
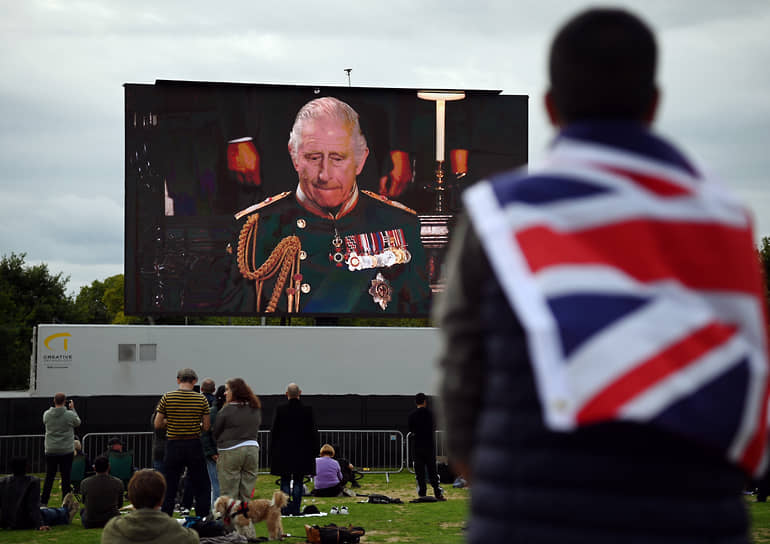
[93,455,109,473]
[549,8,657,122]
[128,469,166,509]
[415,392,427,405]
[10,457,27,476]
[201,378,215,394]
[54,392,66,405]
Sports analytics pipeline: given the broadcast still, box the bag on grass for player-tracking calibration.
[305,523,365,544]
[366,493,402,504]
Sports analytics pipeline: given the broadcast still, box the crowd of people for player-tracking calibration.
[0,372,369,541]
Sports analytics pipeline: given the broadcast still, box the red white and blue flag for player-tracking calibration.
[464,129,770,476]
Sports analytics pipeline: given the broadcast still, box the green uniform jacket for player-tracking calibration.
[224,190,431,315]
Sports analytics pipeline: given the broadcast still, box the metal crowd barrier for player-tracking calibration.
[319,430,404,474]
[0,434,46,474]
[2,429,409,476]
[81,432,154,469]
[405,430,446,473]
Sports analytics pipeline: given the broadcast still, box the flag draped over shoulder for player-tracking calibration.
[464,131,770,476]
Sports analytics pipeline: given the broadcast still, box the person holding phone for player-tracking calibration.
[41,392,81,506]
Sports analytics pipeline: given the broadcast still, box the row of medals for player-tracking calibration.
[329,233,412,272]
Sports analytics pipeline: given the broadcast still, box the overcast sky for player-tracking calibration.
[2,0,769,295]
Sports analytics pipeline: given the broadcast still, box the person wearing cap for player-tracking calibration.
[154,368,211,518]
[101,436,125,460]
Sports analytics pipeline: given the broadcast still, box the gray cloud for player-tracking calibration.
[1,0,769,295]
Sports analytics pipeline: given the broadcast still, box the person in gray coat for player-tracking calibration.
[41,392,81,506]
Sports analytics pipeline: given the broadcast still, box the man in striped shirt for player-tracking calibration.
[154,367,211,518]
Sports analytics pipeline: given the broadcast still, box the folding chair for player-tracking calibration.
[108,451,135,492]
[70,455,87,501]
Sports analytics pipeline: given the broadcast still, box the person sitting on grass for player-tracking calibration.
[80,455,124,529]
[101,469,199,544]
[0,456,79,530]
[312,444,345,497]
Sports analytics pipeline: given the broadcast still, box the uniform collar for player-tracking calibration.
[295,184,359,220]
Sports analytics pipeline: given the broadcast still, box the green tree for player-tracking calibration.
[0,253,76,389]
[73,274,130,323]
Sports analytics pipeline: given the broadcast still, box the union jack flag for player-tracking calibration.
[464,127,770,476]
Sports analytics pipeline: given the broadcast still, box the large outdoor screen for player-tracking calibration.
[125,81,527,317]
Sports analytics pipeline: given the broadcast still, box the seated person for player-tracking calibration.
[101,469,199,544]
[102,436,125,458]
[0,457,79,530]
[80,455,124,529]
[334,451,361,489]
[74,439,93,475]
[311,444,344,497]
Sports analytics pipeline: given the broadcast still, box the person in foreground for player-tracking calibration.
[435,8,770,544]
[0,457,79,530]
[102,469,199,544]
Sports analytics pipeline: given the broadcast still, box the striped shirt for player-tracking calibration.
[157,389,210,439]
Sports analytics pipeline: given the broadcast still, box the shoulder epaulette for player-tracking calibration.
[234,191,292,220]
[361,190,417,215]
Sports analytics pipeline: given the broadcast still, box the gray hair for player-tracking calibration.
[288,97,368,163]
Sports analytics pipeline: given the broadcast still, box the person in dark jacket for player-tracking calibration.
[270,382,318,515]
[0,457,79,530]
[80,456,124,528]
[408,393,444,500]
[436,8,767,544]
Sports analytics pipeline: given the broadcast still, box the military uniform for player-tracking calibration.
[223,189,430,315]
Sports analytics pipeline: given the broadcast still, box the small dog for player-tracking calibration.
[214,490,289,541]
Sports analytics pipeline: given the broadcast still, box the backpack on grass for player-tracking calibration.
[305,523,365,544]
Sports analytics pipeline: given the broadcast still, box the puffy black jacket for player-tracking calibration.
[468,275,750,543]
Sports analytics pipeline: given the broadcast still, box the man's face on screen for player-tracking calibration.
[292,118,368,210]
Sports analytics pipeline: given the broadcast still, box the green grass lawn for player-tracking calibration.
[4,472,770,543]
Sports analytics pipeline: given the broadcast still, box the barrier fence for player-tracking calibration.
[0,429,411,474]
[1,430,441,476]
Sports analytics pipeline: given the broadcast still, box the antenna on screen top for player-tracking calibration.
[344,68,352,87]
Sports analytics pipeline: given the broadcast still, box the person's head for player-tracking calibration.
[74,439,82,454]
[128,469,167,509]
[226,377,262,409]
[546,8,658,126]
[108,437,123,452]
[415,392,427,406]
[288,97,369,210]
[215,384,227,408]
[286,382,301,399]
[10,457,27,476]
[93,455,109,473]
[54,392,67,406]
[320,443,335,457]
[201,378,215,394]
[176,367,198,385]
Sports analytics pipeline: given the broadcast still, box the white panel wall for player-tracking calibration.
[33,325,440,397]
